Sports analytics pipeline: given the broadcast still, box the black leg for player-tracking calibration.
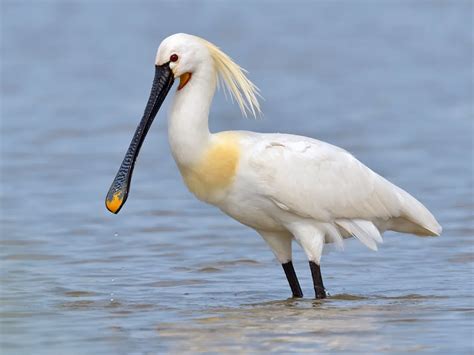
[282,261,303,298]
[309,261,327,299]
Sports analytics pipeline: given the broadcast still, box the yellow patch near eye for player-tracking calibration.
[178,72,192,90]
[106,193,123,214]
[179,132,240,202]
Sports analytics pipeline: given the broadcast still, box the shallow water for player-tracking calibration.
[1,1,473,353]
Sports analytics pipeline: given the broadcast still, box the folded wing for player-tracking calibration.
[248,134,441,237]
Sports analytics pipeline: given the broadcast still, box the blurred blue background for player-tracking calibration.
[1,1,472,353]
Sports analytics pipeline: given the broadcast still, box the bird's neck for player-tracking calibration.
[168,64,216,167]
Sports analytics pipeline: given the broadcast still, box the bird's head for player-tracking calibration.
[105,33,260,214]
[155,33,211,90]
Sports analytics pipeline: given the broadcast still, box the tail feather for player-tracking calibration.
[336,219,383,251]
[395,187,442,236]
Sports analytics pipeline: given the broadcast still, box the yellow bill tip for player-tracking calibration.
[106,193,124,214]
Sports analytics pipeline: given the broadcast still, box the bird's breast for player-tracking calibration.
[178,132,240,203]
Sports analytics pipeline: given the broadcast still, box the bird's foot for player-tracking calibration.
[291,291,304,298]
[314,287,327,299]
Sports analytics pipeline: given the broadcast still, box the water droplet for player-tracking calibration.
[114,232,119,237]
[110,298,114,302]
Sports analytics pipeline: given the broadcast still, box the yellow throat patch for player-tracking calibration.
[179,132,240,202]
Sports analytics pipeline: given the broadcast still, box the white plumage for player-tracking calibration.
[108,33,441,298]
[216,132,441,264]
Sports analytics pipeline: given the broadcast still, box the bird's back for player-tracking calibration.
[229,131,441,241]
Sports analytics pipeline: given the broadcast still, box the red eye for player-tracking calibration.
[170,54,179,62]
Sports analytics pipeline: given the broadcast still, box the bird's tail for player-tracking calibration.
[392,187,442,237]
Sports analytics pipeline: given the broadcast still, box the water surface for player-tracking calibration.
[1,1,473,353]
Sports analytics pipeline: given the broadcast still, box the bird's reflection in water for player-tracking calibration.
[153,295,436,353]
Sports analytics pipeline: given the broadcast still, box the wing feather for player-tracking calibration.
[336,219,383,251]
[246,133,440,236]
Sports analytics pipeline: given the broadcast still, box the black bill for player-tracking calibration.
[105,63,174,214]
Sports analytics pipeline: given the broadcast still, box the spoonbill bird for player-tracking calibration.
[106,33,441,299]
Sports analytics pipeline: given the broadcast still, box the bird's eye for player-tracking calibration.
[170,54,179,62]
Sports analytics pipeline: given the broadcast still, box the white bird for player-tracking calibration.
[106,33,442,299]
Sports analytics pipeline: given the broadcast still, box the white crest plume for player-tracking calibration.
[196,36,261,118]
